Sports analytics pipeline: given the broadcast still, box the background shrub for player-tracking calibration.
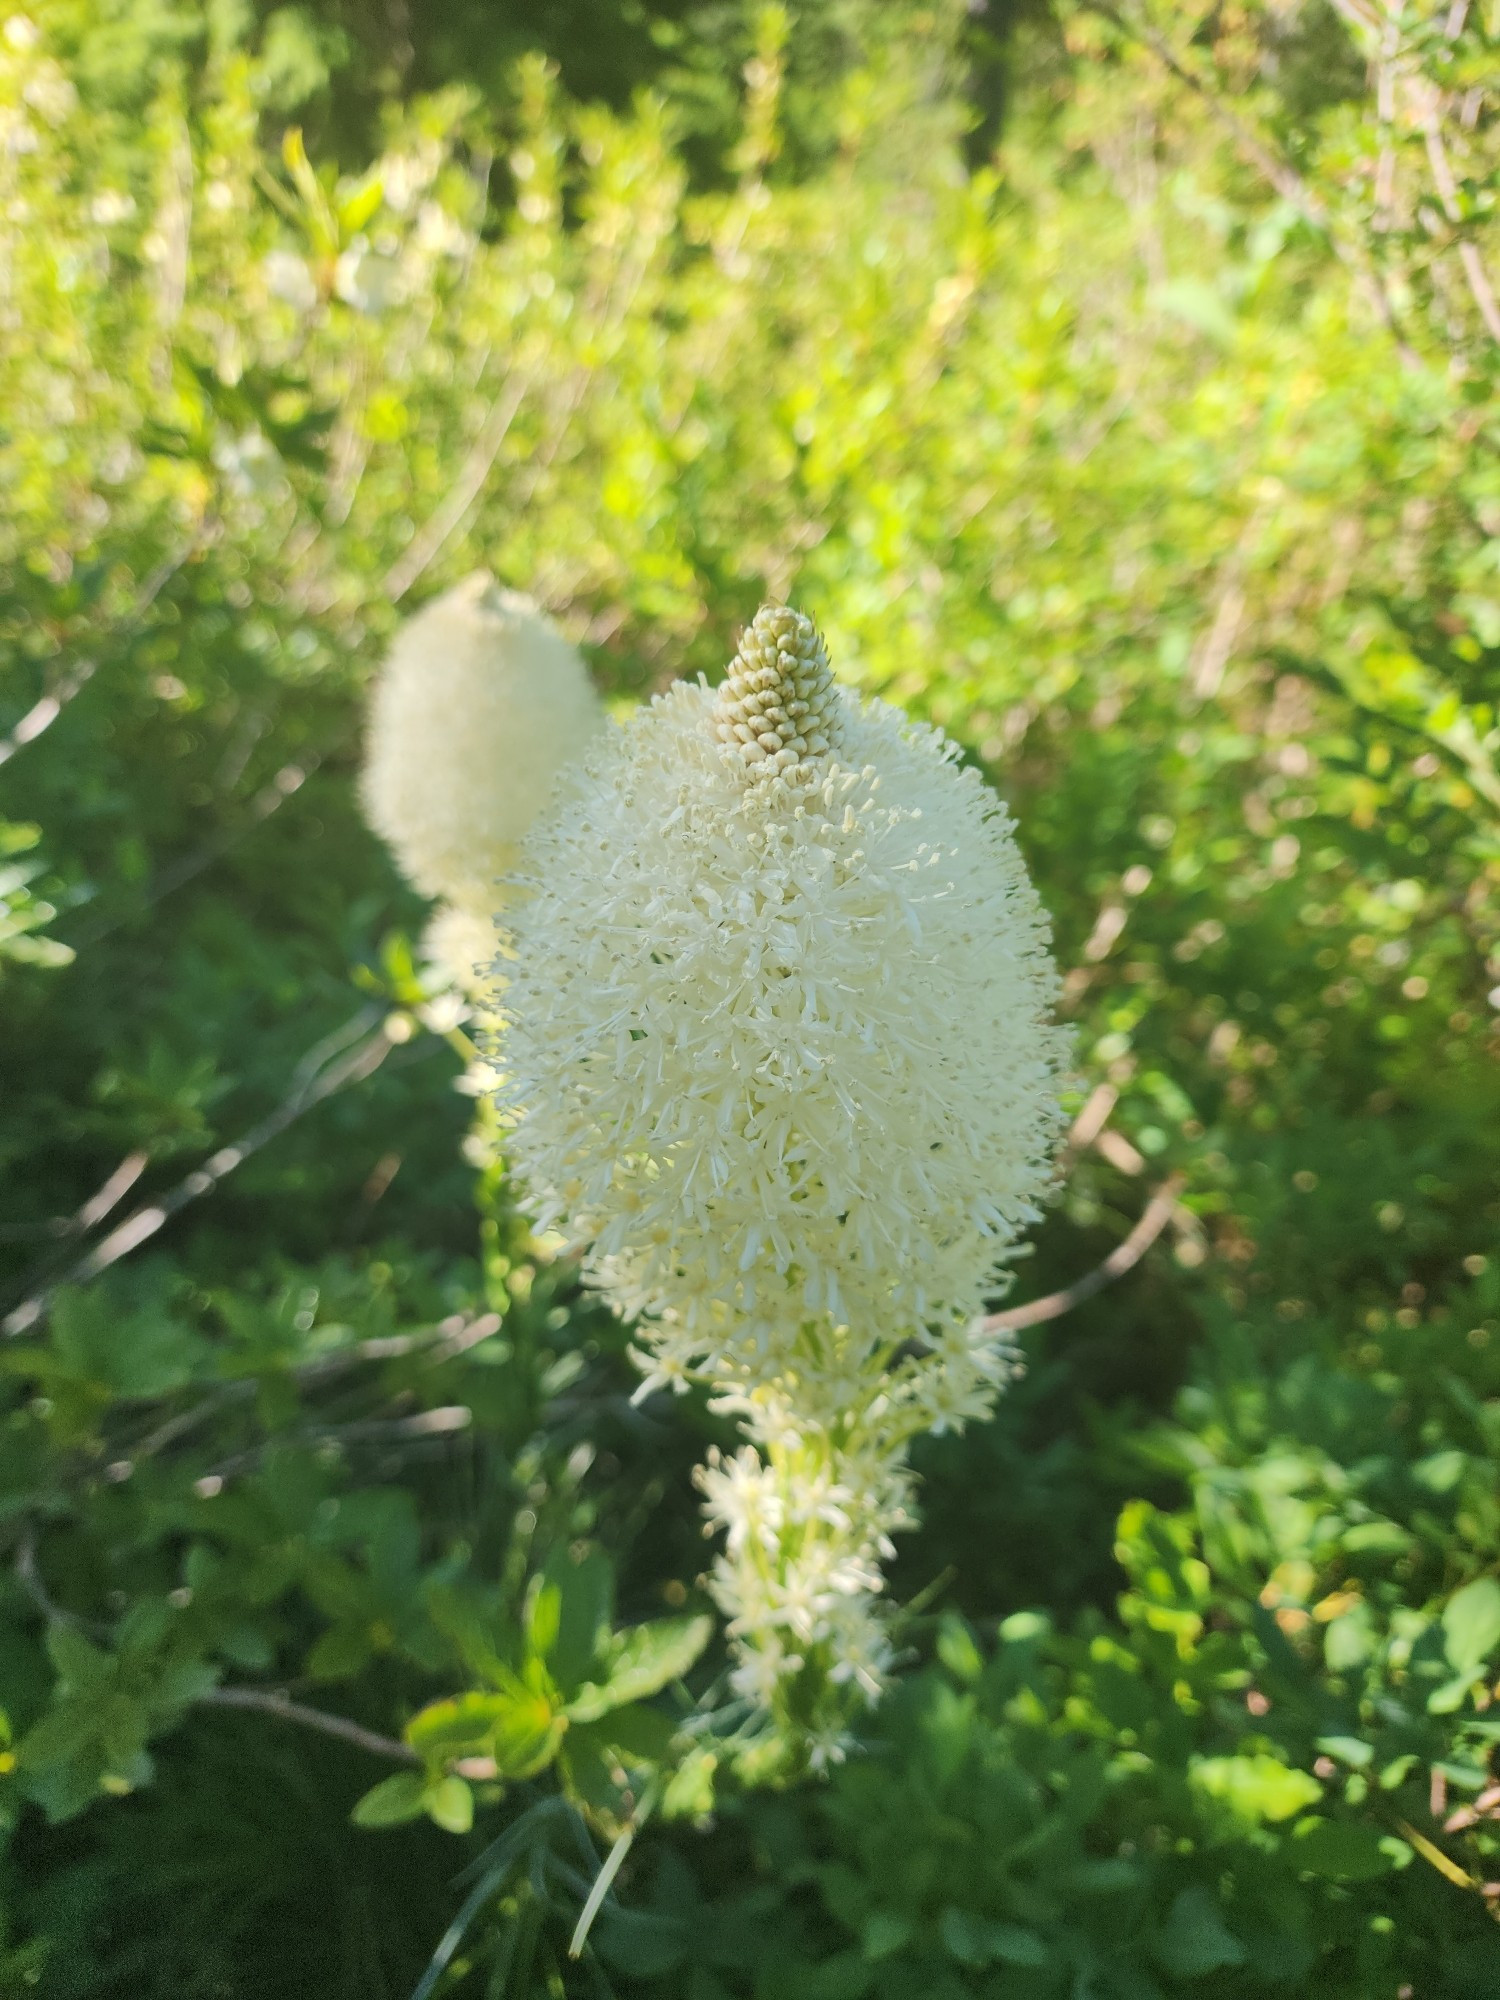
[1,0,1497,1992]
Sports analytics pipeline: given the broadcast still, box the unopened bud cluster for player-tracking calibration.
[713,605,841,784]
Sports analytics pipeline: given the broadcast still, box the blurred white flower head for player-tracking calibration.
[416,200,471,259]
[361,572,603,915]
[335,235,401,314]
[380,143,441,215]
[211,428,281,500]
[90,189,135,228]
[422,903,502,998]
[263,249,317,312]
[20,58,73,125]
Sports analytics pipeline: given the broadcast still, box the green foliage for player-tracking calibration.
[1,0,1499,1993]
[345,1549,710,1837]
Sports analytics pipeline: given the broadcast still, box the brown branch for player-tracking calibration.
[983,1174,1186,1332]
[197,1687,419,1766]
[0,659,97,769]
[290,1311,503,1388]
[13,1316,503,1499]
[129,1388,243,1463]
[1,1151,151,1316]
[0,539,197,771]
[73,1151,151,1235]
[198,1404,473,1485]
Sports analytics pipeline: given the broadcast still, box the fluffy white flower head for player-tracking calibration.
[498,604,1069,1379]
[421,903,503,999]
[361,572,602,911]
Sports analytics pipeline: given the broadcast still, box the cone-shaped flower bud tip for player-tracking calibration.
[360,572,602,912]
[713,604,841,786]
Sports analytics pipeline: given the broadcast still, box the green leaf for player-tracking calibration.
[1442,1578,1500,1677]
[424,1775,474,1835]
[594,1906,691,1979]
[525,1578,563,1664]
[540,1546,614,1695]
[1288,1816,1395,1882]
[1340,1521,1413,1556]
[44,1624,111,1694]
[936,1612,984,1684]
[148,1659,219,1721]
[660,1746,718,1822]
[424,1583,509,1686]
[1314,1736,1373,1770]
[351,1770,427,1829]
[1062,1857,1143,1895]
[337,173,383,234]
[488,1687,567,1780]
[48,1281,207,1399]
[590,1701,675,1764]
[404,1684,564,1780]
[1429,1672,1483,1715]
[560,1720,633,1820]
[939,1908,1048,1969]
[1189,1753,1322,1824]
[861,1911,912,1961]
[1154,1887,1246,1979]
[568,1615,711,1723]
[306,1625,373,1681]
[561,1704,674,1818]
[405,1691,512,1759]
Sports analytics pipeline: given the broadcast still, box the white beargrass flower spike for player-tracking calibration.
[361,571,602,916]
[495,602,1069,1750]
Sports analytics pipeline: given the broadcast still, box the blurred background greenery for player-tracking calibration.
[1,0,1499,1993]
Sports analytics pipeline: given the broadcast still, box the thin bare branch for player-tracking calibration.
[197,1687,420,1766]
[3,1009,398,1335]
[0,659,97,769]
[0,540,196,771]
[383,370,532,602]
[129,1389,243,1462]
[14,1533,424,1765]
[1065,1084,1119,1155]
[2,1151,153,1310]
[66,749,337,953]
[983,1174,1186,1332]
[198,1404,473,1485]
[14,1529,112,1638]
[73,1151,151,1235]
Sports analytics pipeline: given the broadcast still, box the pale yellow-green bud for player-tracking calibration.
[712,604,842,784]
